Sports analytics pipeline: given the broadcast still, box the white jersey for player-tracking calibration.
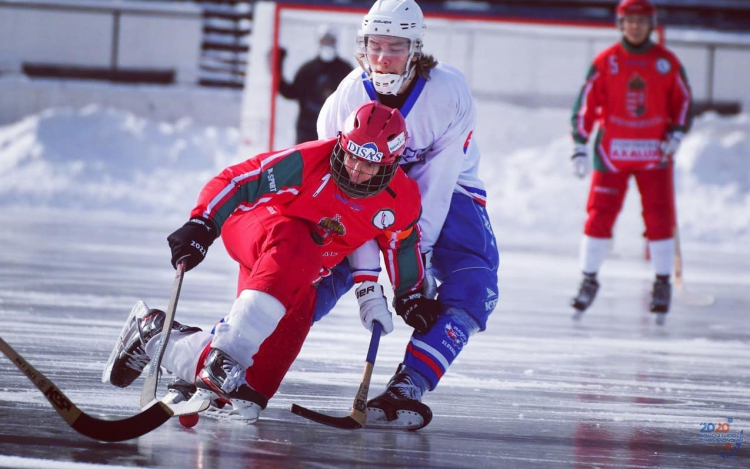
[318,62,485,259]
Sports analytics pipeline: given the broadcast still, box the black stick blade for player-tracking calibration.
[290,404,363,430]
[72,402,173,442]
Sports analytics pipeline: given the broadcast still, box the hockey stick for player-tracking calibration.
[140,258,187,408]
[671,170,715,307]
[0,337,173,442]
[291,321,382,430]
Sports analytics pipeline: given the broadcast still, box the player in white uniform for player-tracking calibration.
[314,0,499,429]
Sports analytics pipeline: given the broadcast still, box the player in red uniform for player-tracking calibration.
[103,102,426,422]
[569,0,692,316]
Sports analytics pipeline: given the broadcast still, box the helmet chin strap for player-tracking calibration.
[356,52,417,96]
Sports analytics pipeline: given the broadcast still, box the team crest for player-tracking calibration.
[626,74,647,117]
[312,214,346,245]
[372,209,395,229]
[347,140,383,162]
[445,322,468,348]
[656,58,671,74]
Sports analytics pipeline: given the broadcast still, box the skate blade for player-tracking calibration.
[102,300,150,384]
[365,408,426,431]
[165,396,210,416]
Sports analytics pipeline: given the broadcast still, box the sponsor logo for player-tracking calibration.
[267,167,277,192]
[400,146,429,164]
[373,20,392,25]
[189,218,212,232]
[347,140,383,162]
[388,132,406,153]
[356,285,376,298]
[444,322,468,349]
[610,139,661,161]
[372,209,395,229]
[656,58,671,74]
[626,74,647,117]
[697,417,744,459]
[334,192,363,211]
[486,287,496,298]
[44,386,73,412]
[485,298,498,311]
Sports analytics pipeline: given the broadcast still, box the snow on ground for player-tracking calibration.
[1,102,749,250]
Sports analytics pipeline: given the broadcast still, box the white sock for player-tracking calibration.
[211,289,286,369]
[580,235,609,274]
[145,330,212,383]
[649,238,675,276]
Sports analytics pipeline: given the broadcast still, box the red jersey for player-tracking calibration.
[190,138,424,297]
[571,40,692,172]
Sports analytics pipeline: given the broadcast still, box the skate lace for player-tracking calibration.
[124,345,150,371]
[220,359,245,393]
[122,315,152,372]
[389,375,421,401]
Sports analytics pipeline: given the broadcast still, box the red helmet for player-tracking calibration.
[617,0,657,26]
[331,102,407,198]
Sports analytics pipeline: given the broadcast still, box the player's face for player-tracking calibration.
[622,15,651,45]
[365,35,411,75]
[343,152,380,184]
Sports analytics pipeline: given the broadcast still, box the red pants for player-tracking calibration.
[214,208,322,399]
[584,168,675,241]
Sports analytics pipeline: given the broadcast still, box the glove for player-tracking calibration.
[661,131,684,161]
[167,216,218,271]
[571,143,589,179]
[394,290,441,334]
[422,251,437,300]
[356,281,394,335]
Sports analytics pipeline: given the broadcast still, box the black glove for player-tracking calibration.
[167,217,218,271]
[394,290,441,334]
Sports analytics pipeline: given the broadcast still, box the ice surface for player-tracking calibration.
[0,101,749,467]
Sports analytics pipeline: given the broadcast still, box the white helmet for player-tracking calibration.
[358,0,426,95]
[361,0,426,43]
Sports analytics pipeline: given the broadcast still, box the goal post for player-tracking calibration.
[241,1,664,153]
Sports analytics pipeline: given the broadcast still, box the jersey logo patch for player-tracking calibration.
[626,74,647,117]
[312,214,346,245]
[656,58,671,74]
[372,209,395,229]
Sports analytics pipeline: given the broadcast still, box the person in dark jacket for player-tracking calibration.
[278,27,352,144]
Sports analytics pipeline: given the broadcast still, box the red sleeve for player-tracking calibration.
[189,147,304,233]
[668,56,693,134]
[571,54,607,144]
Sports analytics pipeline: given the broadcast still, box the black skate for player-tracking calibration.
[102,301,201,388]
[571,273,599,313]
[193,348,268,423]
[650,276,671,314]
[366,370,432,431]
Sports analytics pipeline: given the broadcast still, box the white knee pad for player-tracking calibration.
[211,289,286,369]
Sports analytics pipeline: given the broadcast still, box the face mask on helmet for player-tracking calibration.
[331,102,407,198]
[356,0,426,95]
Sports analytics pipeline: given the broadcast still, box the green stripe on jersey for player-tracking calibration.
[212,151,304,227]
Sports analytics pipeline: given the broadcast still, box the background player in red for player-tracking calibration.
[103,102,426,423]
[569,0,692,316]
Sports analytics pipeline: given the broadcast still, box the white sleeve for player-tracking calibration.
[317,70,364,139]
[407,81,476,252]
[347,240,381,283]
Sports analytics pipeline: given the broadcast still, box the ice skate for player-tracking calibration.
[571,273,599,314]
[102,301,201,388]
[366,370,432,431]
[650,275,671,314]
[194,348,268,423]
